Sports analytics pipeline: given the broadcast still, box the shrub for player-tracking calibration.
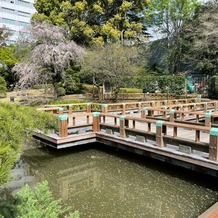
[0,181,79,218]
[0,76,7,97]
[57,87,66,97]
[208,76,218,99]
[0,103,57,185]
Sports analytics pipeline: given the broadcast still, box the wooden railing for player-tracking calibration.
[57,112,218,162]
[38,98,198,115]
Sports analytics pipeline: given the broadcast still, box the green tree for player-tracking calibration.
[146,0,200,74]
[32,0,150,45]
[81,43,141,101]
[0,45,19,89]
[183,1,218,75]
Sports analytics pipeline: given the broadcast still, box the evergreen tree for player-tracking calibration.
[32,0,150,45]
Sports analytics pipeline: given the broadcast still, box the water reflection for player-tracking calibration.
[5,144,218,217]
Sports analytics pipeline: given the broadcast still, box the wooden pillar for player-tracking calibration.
[173,126,177,138]
[162,106,168,119]
[58,107,64,115]
[214,102,218,112]
[195,130,200,142]
[151,101,155,107]
[204,103,208,113]
[209,128,218,161]
[93,112,100,132]
[102,104,108,113]
[137,102,142,113]
[205,112,211,127]
[68,104,73,115]
[170,109,175,122]
[58,115,68,137]
[119,115,126,138]
[148,109,154,117]
[192,103,197,111]
[156,120,165,148]
[87,103,92,113]
[122,103,126,115]
[141,107,147,118]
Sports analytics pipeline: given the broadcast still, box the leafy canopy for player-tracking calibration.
[32,0,150,45]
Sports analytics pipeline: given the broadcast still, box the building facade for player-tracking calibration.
[0,0,36,43]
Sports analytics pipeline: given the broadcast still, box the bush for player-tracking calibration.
[208,76,218,99]
[0,103,58,185]
[120,88,142,93]
[0,181,79,218]
[0,76,7,97]
[57,87,66,97]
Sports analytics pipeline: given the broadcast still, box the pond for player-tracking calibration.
[3,142,218,218]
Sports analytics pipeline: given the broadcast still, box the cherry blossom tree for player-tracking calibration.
[13,22,84,98]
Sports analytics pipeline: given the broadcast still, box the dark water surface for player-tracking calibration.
[4,143,218,218]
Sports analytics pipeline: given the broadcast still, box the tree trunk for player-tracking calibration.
[53,82,58,99]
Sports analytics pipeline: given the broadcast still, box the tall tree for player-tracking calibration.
[0,45,19,89]
[12,22,84,98]
[81,43,141,101]
[183,0,218,75]
[32,0,150,45]
[147,0,200,74]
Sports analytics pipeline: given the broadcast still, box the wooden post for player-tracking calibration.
[58,115,68,137]
[68,104,73,115]
[170,109,175,122]
[151,101,155,107]
[58,107,64,115]
[137,102,141,113]
[122,103,126,115]
[102,104,108,113]
[163,100,167,106]
[156,120,165,148]
[209,128,218,161]
[141,107,147,118]
[87,103,92,113]
[192,103,197,111]
[179,104,183,119]
[162,106,168,119]
[173,126,177,138]
[195,130,200,142]
[93,112,100,132]
[205,112,211,127]
[204,103,208,113]
[119,115,126,138]
[214,102,218,112]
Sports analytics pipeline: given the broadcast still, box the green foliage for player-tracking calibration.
[0,181,79,218]
[208,76,218,99]
[183,1,218,75]
[0,103,57,185]
[81,44,141,101]
[0,76,7,97]
[57,87,66,97]
[143,76,185,94]
[146,0,200,74]
[0,45,19,88]
[63,68,81,94]
[120,88,142,93]
[47,99,87,105]
[32,0,149,45]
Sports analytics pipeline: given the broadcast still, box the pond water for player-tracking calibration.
[3,143,218,218]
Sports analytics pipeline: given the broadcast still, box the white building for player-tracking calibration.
[0,0,36,43]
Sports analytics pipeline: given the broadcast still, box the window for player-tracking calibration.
[18,10,31,17]
[18,0,30,5]
[18,21,30,27]
[2,7,15,14]
[2,18,15,25]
